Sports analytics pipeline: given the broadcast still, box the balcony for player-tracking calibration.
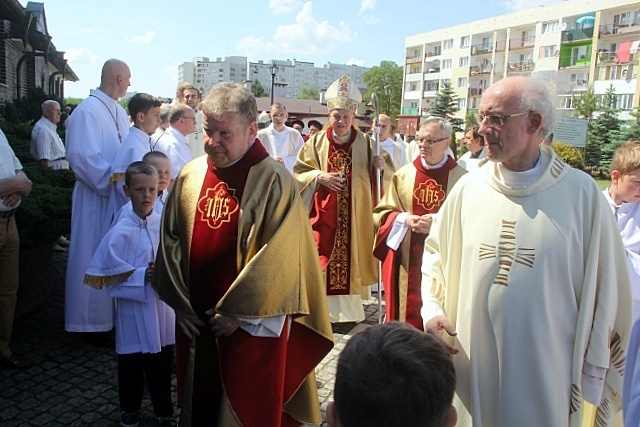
[470,66,491,76]
[495,40,507,52]
[468,87,486,98]
[507,61,534,74]
[405,72,422,82]
[404,90,421,100]
[471,43,493,56]
[423,89,438,98]
[425,50,441,58]
[599,22,640,38]
[405,56,422,64]
[596,51,632,65]
[509,36,535,50]
[559,54,591,69]
[561,28,593,42]
[402,107,419,115]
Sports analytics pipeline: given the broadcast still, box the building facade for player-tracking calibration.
[401,0,640,136]
[179,56,369,100]
[0,1,77,103]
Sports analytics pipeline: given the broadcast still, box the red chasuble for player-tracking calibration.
[309,127,357,296]
[177,141,301,426]
[375,156,458,329]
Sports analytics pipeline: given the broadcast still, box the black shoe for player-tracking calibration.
[158,416,177,426]
[0,353,33,369]
[120,411,140,427]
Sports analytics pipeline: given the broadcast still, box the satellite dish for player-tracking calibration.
[561,22,567,30]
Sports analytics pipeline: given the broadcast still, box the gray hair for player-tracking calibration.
[168,103,191,124]
[418,116,452,136]
[42,99,60,113]
[519,79,557,139]
[200,82,257,125]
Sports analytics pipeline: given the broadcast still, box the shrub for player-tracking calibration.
[551,142,585,170]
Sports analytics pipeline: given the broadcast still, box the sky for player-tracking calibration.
[22,0,568,99]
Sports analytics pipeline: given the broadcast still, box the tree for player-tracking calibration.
[251,80,268,98]
[572,86,598,123]
[621,106,640,141]
[298,82,319,100]
[589,86,622,174]
[362,60,403,119]
[431,82,464,132]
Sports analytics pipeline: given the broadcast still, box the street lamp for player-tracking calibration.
[270,64,278,106]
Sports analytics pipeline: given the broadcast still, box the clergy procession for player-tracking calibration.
[2,55,640,427]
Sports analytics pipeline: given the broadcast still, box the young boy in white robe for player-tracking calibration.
[142,151,171,215]
[106,94,162,227]
[84,161,176,427]
[603,139,640,320]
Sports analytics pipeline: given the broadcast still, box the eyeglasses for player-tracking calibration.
[415,136,448,146]
[182,116,197,121]
[474,112,528,127]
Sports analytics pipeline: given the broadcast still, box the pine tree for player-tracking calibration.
[590,86,622,174]
[251,80,268,98]
[431,82,464,132]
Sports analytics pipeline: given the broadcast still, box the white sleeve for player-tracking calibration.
[107,267,149,303]
[420,250,445,325]
[581,362,606,405]
[238,315,287,337]
[387,212,410,250]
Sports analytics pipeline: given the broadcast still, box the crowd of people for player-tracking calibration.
[1,57,640,427]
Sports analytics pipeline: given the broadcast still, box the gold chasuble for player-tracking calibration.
[155,141,333,426]
[294,127,378,300]
[373,156,466,328]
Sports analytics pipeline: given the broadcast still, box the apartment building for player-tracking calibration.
[180,56,369,100]
[401,0,640,136]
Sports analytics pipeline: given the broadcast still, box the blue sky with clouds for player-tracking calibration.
[23,0,567,98]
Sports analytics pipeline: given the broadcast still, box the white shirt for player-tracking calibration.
[30,117,68,169]
[0,129,22,211]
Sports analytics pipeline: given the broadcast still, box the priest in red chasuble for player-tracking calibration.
[294,75,385,323]
[373,117,466,330]
[153,82,333,427]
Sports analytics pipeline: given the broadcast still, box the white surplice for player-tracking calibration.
[421,146,633,427]
[155,126,192,179]
[84,209,175,354]
[65,88,130,332]
[258,124,304,173]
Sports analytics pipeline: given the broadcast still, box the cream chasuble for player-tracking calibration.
[422,147,633,427]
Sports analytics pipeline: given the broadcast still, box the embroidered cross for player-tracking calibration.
[478,220,536,286]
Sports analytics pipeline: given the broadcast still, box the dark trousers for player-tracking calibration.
[118,345,174,417]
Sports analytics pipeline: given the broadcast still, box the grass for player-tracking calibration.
[594,178,609,191]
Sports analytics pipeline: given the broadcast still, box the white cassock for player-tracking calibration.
[65,88,130,332]
[602,187,640,320]
[257,124,304,174]
[457,146,488,171]
[154,126,192,180]
[421,146,633,427]
[106,126,152,226]
[187,110,205,159]
[84,209,175,354]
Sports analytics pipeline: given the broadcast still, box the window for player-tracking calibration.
[441,78,451,85]
[481,37,493,50]
[459,56,469,67]
[542,21,559,34]
[540,45,556,58]
[443,39,453,50]
[458,98,467,108]
[434,46,441,56]
[442,59,452,69]
[410,102,418,109]
[460,36,470,48]
[458,77,468,87]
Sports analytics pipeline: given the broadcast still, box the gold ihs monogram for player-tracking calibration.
[197,182,239,229]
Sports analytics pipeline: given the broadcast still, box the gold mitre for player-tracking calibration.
[326,75,361,113]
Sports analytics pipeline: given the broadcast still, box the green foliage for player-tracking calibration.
[551,142,584,170]
[298,82,319,100]
[572,86,598,123]
[431,82,464,132]
[620,107,640,141]
[0,87,74,250]
[465,110,477,128]
[590,86,622,174]
[362,60,403,119]
[251,80,268,98]
[64,97,83,107]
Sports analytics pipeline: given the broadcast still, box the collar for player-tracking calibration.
[166,126,189,144]
[38,116,58,131]
[90,88,117,105]
[420,155,448,170]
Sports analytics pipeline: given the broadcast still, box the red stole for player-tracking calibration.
[309,127,357,296]
[376,156,457,329]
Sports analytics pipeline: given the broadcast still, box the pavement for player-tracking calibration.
[0,250,384,426]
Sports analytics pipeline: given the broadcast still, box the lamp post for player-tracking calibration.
[270,64,277,106]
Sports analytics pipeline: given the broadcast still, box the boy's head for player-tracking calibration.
[327,322,457,427]
[123,161,159,218]
[128,93,162,134]
[142,151,171,193]
[609,139,640,205]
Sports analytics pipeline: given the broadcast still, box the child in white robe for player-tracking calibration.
[84,161,176,427]
[142,150,171,215]
[603,140,640,320]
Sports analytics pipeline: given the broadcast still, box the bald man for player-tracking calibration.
[421,76,632,426]
[65,59,132,334]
